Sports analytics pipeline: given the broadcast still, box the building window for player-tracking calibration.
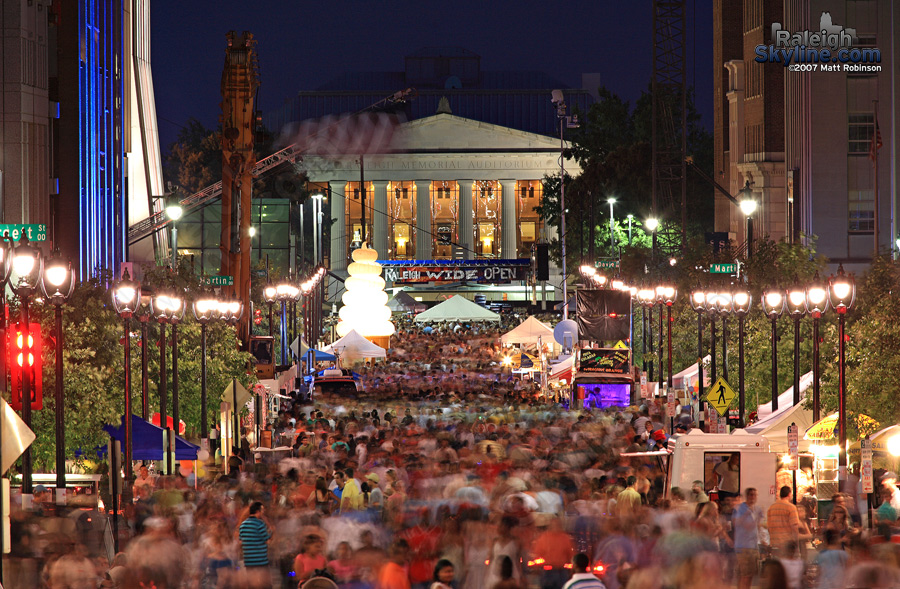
[388,181,415,259]
[848,159,874,233]
[431,181,458,259]
[516,180,543,258]
[474,181,501,258]
[345,181,373,253]
[848,113,874,155]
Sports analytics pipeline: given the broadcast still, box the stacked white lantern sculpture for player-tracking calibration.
[337,243,395,342]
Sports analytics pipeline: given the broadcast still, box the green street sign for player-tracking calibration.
[598,260,619,269]
[710,263,736,274]
[0,224,47,242]
[204,275,234,286]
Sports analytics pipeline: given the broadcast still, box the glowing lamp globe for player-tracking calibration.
[336,243,395,340]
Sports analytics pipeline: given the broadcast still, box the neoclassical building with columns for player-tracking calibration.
[304,113,580,300]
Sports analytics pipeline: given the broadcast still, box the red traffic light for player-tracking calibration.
[9,322,42,411]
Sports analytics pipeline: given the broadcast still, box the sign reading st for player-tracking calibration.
[0,224,47,242]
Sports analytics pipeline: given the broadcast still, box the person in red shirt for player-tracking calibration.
[532,516,575,589]
[399,512,443,587]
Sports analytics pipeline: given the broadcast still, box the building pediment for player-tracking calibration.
[396,113,560,152]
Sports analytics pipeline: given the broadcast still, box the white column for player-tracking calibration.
[415,180,432,258]
[500,179,517,259]
[372,180,389,257]
[329,180,347,272]
[457,180,473,259]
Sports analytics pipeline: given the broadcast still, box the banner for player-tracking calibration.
[578,348,631,376]
[382,260,529,284]
[575,289,631,342]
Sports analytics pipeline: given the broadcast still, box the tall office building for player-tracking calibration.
[714,0,899,267]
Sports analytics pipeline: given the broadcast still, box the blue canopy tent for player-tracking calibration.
[103,415,200,461]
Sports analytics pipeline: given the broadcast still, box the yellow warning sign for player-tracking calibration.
[704,377,737,417]
[613,340,629,350]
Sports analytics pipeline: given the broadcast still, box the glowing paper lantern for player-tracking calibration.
[336,243,395,338]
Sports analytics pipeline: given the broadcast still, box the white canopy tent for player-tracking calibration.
[672,355,712,392]
[388,291,426,313]
[321,329,387,363]
[745,371,814,452]
[501,316,555,346]
[414,295,501,323]
[549,355,575,382]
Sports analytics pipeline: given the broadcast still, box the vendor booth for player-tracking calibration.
[103,414,199,461]
[414,295,500,323]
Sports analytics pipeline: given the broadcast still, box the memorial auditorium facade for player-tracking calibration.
[303,112,581,302]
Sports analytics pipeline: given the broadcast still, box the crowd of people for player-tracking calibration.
[6,323,900,589]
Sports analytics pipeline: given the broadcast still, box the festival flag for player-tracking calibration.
[869,119,883,165]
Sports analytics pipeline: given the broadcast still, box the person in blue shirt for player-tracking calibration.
[813,528,849,589]
[732,487,764,589]
[238,501,273,586]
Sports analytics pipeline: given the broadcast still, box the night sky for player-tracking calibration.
[151,0,713,151]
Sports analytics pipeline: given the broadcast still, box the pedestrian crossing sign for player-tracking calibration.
[704,377,736,417]
[613,340,629,350]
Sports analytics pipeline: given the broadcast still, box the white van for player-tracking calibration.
[625,429,780,510]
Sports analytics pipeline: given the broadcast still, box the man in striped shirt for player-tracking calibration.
[239,501,273,585]
[562,553,607,589]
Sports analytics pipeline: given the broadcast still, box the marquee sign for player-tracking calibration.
[578,347,631,376]
[380,259,530,285]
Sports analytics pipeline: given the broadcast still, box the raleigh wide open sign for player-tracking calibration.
[380,259,530,284]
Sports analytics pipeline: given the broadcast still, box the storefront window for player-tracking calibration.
[388,181,416,259]
[431,181,459,259]
[517,180,544,258]
[474,181,501,258]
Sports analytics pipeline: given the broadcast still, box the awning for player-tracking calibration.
[103,414,199,461]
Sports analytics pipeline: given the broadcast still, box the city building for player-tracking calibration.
[1,0,163,278]
[714,0,900,267]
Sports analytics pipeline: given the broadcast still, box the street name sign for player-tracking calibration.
[0,224,47,242]
[204,275,234,286]
[709,263,736,274]
[598,260,619,270]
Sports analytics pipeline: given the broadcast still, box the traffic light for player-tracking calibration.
[8,322,42,411]
[254,308,262,326]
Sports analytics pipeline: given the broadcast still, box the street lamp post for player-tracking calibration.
[41,253,75,496]
[739,182,757,259]
[704,292,719,384]
[638,288,656,383]
[655,286,664,397]
[166,196,183,269]
[193,294,220,456]
[608,198,616,252]
[806,275,829,422]
[829,266,855,480]
[627,214,633,246]
[786,285,807,407]
[276,281,300,365]
[218,298,244,450]
[646,217,659,266]
[170,296,185,441]
[137,293,151,420]
[661,286,677,389]
[264,283,276,339]
[11,235,43,496]
[732,288,752,426]
[762,289,785,412]
[690,289,707,430]
[111,270,140,494]
[716,292,733,383]
[151,292,184,475]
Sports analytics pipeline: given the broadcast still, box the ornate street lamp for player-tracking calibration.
[829,265,855,480]
[659,286,677,390]
[738,181,757,259]
[704,292,721,383]
[136,292,152,420]
[638,288,656,383]
[690,288,707,429]
[654,286,666,395]
[192,294,220,457]
[41,252,75,496]
[732,288,752,426]
[715,292,733,382]
[263,282,277,338]
[786,284,807,407]
[762,289,785,412]
[11,235,43,496]
[806,274,829,422]
[217,297,243,450]
[166,194,183,269]
[150,291,184,475]
[110,270,139,493]
[276,280,300,365]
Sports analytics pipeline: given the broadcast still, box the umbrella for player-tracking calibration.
[804,412,879,441]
